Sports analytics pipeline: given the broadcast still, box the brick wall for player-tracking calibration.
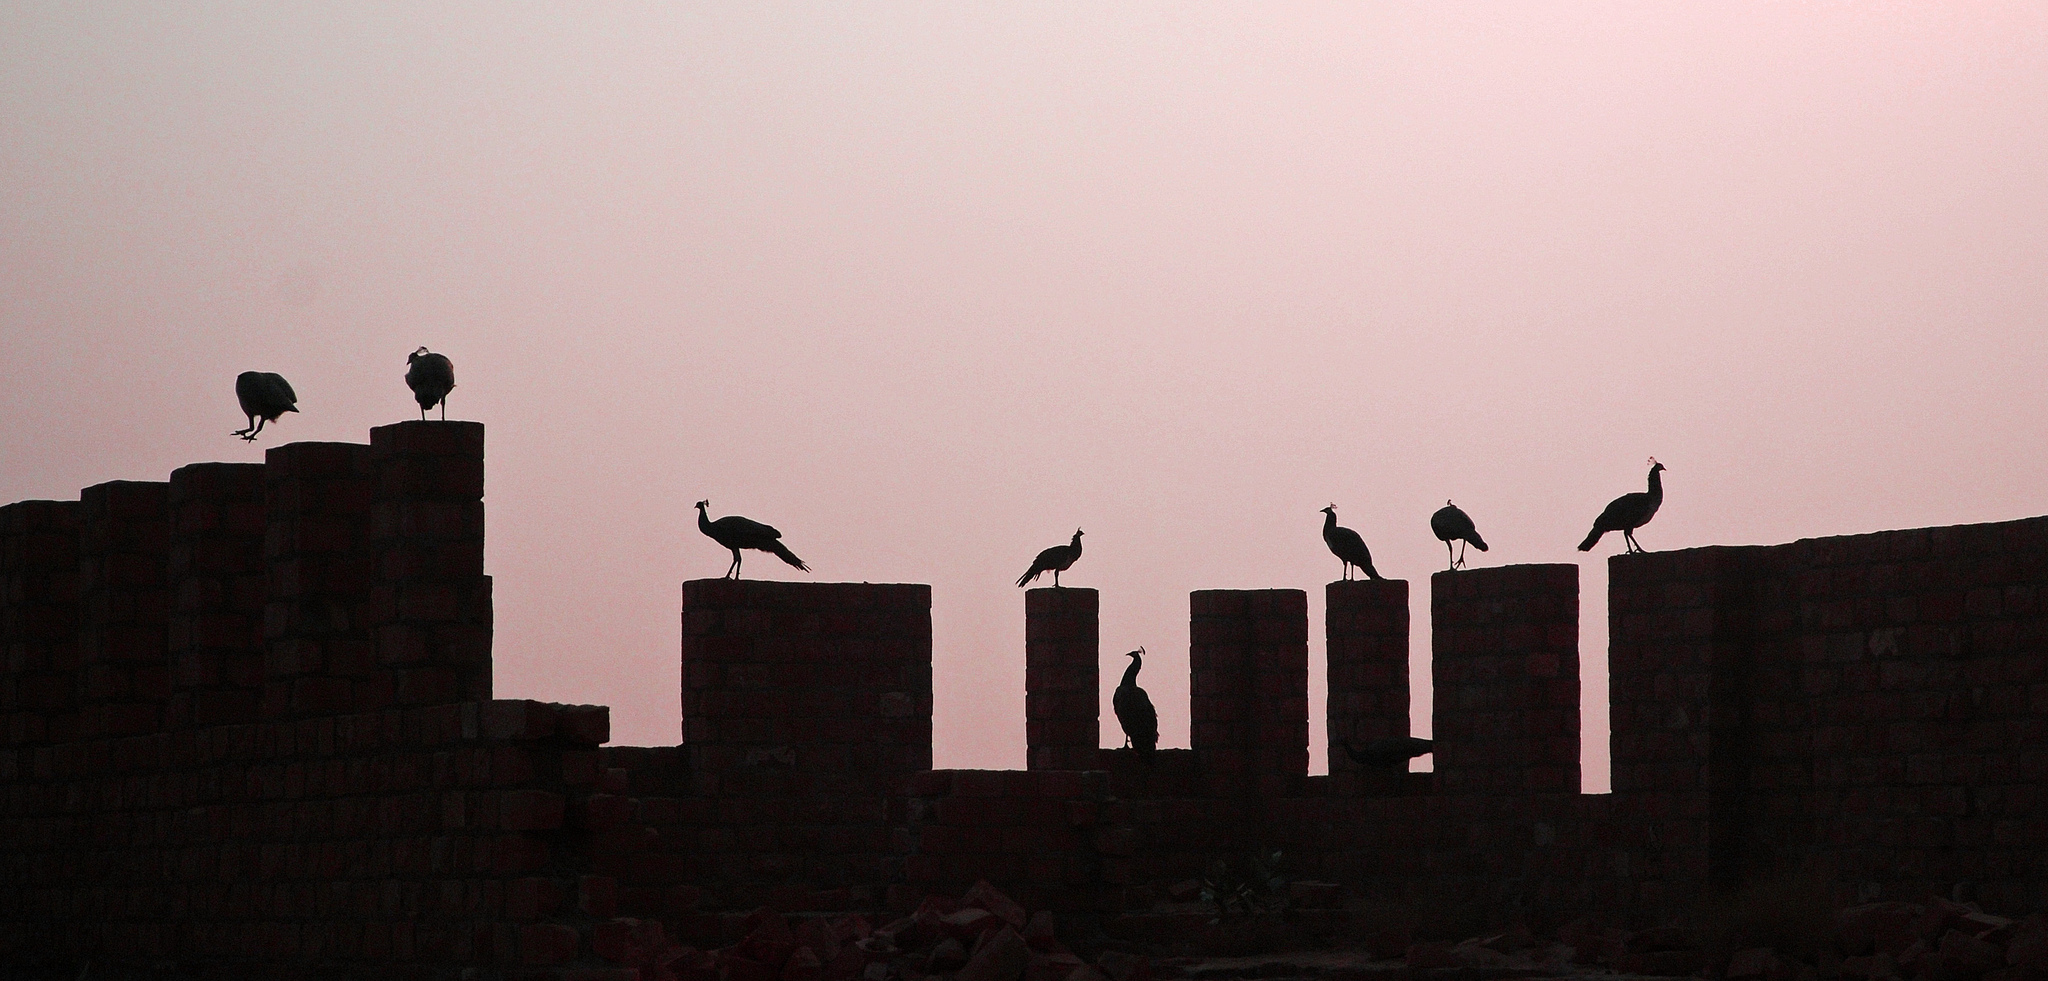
[1189,589,1307,799]
[167,462,267,730]
[1326,579,1410,795]
[0,500,79,748]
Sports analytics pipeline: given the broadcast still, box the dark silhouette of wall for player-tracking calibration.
[4,422,2047,977]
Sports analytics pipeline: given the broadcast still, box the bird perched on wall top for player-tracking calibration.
[1016,529,1083,588]
[404,347,455,421]
[695,500,810,579]
[1430,501,1489,571]
[1320,506,1383,581]
[1341,735,1434,769]
[1578,459,1666,554]
[231,371,298,441]
[1113,647,1158,757]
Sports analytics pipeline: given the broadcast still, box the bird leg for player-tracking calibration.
[1457,540,1468,569]
[1052,570,1061,588]
[1623,530,1641,553]
[726,549,742,579]
[1445,541,1456,571]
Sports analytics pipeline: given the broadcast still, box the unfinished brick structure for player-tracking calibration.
[4,422,2048,978]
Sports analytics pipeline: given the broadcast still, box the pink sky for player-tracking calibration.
[5,5,2048,790]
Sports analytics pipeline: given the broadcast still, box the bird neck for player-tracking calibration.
[1322,511,1336,536]
[1120,655,1142,687]
[1070,533,1083,552]
[1647,468,1663,502]
[697,507,713,533]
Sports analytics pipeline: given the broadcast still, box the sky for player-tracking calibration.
[5,4,2047,792]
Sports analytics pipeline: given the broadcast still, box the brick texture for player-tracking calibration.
[1432,564,1580,795]
[1326,579,1410,795]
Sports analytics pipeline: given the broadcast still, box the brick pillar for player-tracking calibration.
[1026,587,1097,770]
[681,579,931,899]
[1431,564,1579,794]
[1326,579,1410,794]
[75,481,172,739]
[1190,589,1307,798]
[165,463,267,729]
[682,579,932,789]
[369,421,491,706]
[262,441,376,719]
[1608,546,1771,887]
[0,501,81,747]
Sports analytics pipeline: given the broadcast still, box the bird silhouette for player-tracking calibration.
[404,347,455,421]
[1112,647,1158,756]
[695,500,810,579]
[1341,735,1434,769]
[231,371,298,441]
[1579,459,1666,553]
[1430,500,1489,571]
[1016,529,1083,588]
[1320,506,1383,581]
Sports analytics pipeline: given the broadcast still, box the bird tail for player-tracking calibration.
[767,541,809,572]
[1364,563,1384,581]
[1468,532,1488,551]
[1016,568,1037,588]
[1577,528,1603,551]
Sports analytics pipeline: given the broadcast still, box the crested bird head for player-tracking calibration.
[1127,647,1144,659]
[1321,504,1336,515]
[409,346,430,363]
[1074,528,1084,538]
[1648,457,1665,473]
[1446,500,1454,507]
[695,499,709,510]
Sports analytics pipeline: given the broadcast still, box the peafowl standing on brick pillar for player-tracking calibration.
[1113,647,1158,756]
[1321,506,1383,581]
[230,371,298,441]
[404,347,455,420]
[1431,500,1489,571]
[696,500,810,579]
[1578,458,1666,553]
[1016,529,1084,587]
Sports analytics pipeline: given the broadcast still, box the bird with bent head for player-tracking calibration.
[1017,529,1083,588]
[405,347,455,421]
[695,500,810,579]
[231,371,298,441]
[1112,647,1158,757]
[1579,458,1666,554]
[1431,500,1489,571]
[1320,506,1383,581]
[1341,734,1434,770]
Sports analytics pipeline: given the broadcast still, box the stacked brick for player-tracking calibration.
[1189,589,1307,798]
[74,480,172,740]
[677,579,932,910]
[262,441,379,719]
[1325,579,1410,795]
[1025,587,1098,771]
[1431,564,1579,795]
[367,421,492,707]
[0,696,630,976]
[166,462,268,730]
[0,500,79,748]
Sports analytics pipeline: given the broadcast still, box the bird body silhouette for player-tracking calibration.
[1017,529,1083,587]
[1579,459,1666,553]
[695,500,809,579]
[1320,506,1383,581]
[231,371,298,441]
[1342,735,1434,769]
[1430,501,1489,571]
[405,347,455,420]
[1112,648,1158,756]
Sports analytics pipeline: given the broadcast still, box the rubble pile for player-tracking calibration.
[600,881,1149,981]
[1398,896,2048,980]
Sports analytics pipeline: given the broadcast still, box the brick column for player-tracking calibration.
[1608,546,1770,887]
[0,501,81,747]
[75,481,172,739]
[1431,564,1578,794]
[1025,587,1097,770]
[262,442,376,719]
[165,463,267,729]
[681,579,932,790]
[681,579,931,901]
[1190,589,1307,798]
[369,421,491,706]
[1326,579,1410,794]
